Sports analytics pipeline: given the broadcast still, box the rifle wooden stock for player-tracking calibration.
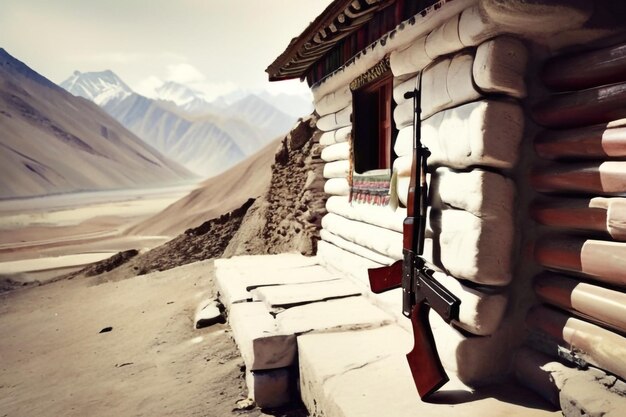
[368,260,402,293]
[406,302,448,400]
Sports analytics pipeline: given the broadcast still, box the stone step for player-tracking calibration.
[297,326,559,417]
[251,278,362,311]
[216,263,339,308]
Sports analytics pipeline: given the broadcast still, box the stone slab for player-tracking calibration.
[229,302,296,371]
[275,296,393,335]
[252,279,362,310]
[298,326,557,417]
[245,368,292,409]
[216,264,340,308]
[194,299,223,329]
[214,253,318,270]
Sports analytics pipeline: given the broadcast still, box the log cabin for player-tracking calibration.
[266,0,626,413]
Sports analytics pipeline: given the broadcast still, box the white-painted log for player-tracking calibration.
[422,100,524,169]
[229,302,297,371]
[321,141,350,162]
[473,36,528,98]
[393,74,418,104]
[323,160,350,179]
[421,53,482,119]
[315,85,351,116]
[245,368,291,409]
[390,35,430,77]
[326,195,406,233]
[317,240,385,287]
[397,175,410,207]
[446,52,481,110]
[319,126,351,146]
[459,1,592,47]
[275,296,393,336]
[393,154,412,178]
[431,168,515,218]
[436,208,513,285]
[324,178,349,196]
[425,14,464,60]
[393,99,413,130]
[421,58,452,119]
[394,126,413,157]
[320,229,397,266]
[316,105,352,132]
[321,212,403,260]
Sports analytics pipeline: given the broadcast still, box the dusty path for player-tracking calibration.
[0,261,277,417]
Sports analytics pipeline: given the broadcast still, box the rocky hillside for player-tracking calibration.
[61,115,327,284]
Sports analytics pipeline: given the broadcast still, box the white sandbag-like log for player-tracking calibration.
[421,100,524,170]
[445,52,481,112]
[534,236,626,288]
[324,178,349,196]
[320,141,350,162]
[473,36,528,99]
[425,14,463,60]
[316,105,352,132]
[531,162,626,195]
[527,306,626,381]
[393,99,414,130]
[392,154,412,178]
[390,35,429,77]
[325,195,405,234]
[320,229,397,266]
[421,58,452,119]
[393,74,418,104]
[435,209,513,286]
[393,126,413,157]
[431,168,515,218]
[319,126,351,146]
[458,1,592,47]
[317,240,385,287]
[323,160,350,179]
[315,85,351,116]
[534,272,626,334]
[321,212,403,260]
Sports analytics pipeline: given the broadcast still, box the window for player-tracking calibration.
[352,73,397,173]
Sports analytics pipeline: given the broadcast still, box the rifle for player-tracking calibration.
[367,74,460,400]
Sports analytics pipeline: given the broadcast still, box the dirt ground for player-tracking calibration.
[0,260,305,417]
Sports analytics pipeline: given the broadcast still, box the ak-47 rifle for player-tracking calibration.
[368,75,461,400]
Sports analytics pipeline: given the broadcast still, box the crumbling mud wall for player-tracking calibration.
[223,115,328,257]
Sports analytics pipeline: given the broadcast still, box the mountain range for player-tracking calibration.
[61,71,307,177]
[0,48,192,199]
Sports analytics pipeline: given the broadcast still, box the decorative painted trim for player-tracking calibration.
[349,56,391,91]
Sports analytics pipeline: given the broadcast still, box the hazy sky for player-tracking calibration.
[1,0,331,99]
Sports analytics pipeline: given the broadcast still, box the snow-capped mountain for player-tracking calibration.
[60,70,301,177]
[154,81,219,115]
[225,94,296,140]
[60,70,133,106]
[0,49,192,198]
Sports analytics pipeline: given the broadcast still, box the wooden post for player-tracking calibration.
[534,235,626,287]
[534,271,626,334]
[532,82,626,128]
[541,42,626,91]
[534,122,626,160]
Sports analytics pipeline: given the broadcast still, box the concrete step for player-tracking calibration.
[252,278,362,310]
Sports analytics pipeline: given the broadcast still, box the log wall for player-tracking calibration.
[523,41,626,389]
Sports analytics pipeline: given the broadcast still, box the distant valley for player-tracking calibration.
[61,71,310,177]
